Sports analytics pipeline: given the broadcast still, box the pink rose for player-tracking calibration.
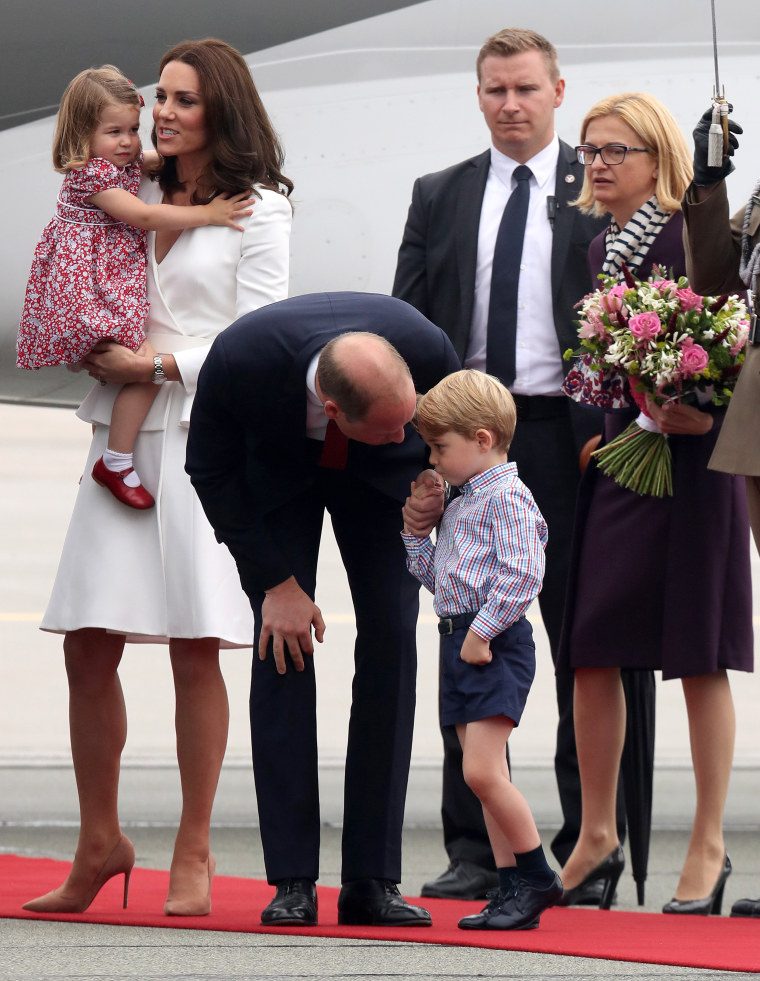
[628,311,663,341]
[675,287,704,312]
[651,279,676,293]
[679,338,709,376]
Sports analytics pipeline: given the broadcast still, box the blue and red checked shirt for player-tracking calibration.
[401,462,547,641]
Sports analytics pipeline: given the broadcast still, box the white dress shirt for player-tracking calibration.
[305,352,329,439]
[466,135,564,396]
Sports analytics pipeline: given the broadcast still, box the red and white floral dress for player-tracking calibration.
[16,156,149,369]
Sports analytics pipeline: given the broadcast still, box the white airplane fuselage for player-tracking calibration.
[2,0,759,405]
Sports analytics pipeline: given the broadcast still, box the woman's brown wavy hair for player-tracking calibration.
[150,38,293,204]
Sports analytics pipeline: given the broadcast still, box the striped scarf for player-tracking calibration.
[739,180,760,295]
[602,195,672,278]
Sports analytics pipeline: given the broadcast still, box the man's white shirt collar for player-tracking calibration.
[489,133,559,192]
[306,352,328,438]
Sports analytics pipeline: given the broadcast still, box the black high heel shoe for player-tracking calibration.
[558,844,625,910]
[662,853,731,915]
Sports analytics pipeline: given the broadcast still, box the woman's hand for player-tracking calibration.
[81,339,158,385]
[646,399,714,436]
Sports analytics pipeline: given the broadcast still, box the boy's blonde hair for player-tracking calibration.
[53,65,142,173]
[414,370,517,453]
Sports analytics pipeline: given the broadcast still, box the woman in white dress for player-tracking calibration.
[23,39,292,917]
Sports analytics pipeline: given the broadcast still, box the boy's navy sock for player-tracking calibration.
[497,865,519,897]
[514,844,555,888]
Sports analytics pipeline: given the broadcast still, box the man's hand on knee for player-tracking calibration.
[259,577,325,674]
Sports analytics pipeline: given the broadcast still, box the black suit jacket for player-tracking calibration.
[392,141,606,449]
[186,291,460,597]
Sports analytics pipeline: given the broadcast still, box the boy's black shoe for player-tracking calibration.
[458,873,563,930]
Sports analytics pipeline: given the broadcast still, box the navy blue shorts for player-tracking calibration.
[439,616,536,727]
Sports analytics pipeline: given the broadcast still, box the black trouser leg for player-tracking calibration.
[328,475,420,883]
[249,492,324,884]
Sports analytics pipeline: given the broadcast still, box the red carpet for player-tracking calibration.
[2,854,758,972]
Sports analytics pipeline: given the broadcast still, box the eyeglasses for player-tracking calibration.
[575,144,651,166]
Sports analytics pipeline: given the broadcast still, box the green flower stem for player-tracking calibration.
[591,421,673,497]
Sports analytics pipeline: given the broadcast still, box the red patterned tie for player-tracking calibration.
[319,418,349,470]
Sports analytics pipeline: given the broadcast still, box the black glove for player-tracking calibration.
[692,105,742,186]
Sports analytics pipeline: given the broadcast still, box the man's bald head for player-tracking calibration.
[317,333,413,421]
[316,333,418,445]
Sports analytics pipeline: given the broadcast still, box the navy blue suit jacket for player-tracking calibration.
[186,291,460,596]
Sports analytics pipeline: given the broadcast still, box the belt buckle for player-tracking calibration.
[438,618,454,636]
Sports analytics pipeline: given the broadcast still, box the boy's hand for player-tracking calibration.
[402,469,444,535]
[460,629,492,665]
[204,191,255,230]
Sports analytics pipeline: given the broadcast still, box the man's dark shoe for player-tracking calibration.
[420,860,499,900]
[731,897,760,918]
[338,878,432,926]
[458,873,563,931]
[260,878,317,926]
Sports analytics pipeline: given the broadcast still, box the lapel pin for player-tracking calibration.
[565,174,575,183]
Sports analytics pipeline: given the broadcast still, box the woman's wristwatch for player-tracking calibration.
[152,355,167,385]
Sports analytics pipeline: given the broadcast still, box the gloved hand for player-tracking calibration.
[692,105,742,186]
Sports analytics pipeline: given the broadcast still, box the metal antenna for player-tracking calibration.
[711,0,721,93]
[707,0,729,166]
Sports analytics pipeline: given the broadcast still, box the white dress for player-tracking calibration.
[41,180,292,647]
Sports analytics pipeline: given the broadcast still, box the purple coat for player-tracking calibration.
[558,213,753,679]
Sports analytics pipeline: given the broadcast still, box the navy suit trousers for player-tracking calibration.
[249,463,420,884]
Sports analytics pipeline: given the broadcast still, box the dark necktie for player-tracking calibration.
[319,418,349,470]
[485,164,533,387]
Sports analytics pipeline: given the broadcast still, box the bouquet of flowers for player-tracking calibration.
[563,264,749,497]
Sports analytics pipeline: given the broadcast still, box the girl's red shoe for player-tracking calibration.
[92,456,154,509]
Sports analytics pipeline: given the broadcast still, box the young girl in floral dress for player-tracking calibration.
[17,65,251,508]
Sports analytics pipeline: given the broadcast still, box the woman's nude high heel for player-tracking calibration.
[22,835,135,914]
[164,854,215,917]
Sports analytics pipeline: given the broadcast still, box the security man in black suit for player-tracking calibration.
[392,27,610,902]
[186,291,460,927]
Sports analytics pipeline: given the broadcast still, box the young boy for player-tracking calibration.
[401,369,563,930]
